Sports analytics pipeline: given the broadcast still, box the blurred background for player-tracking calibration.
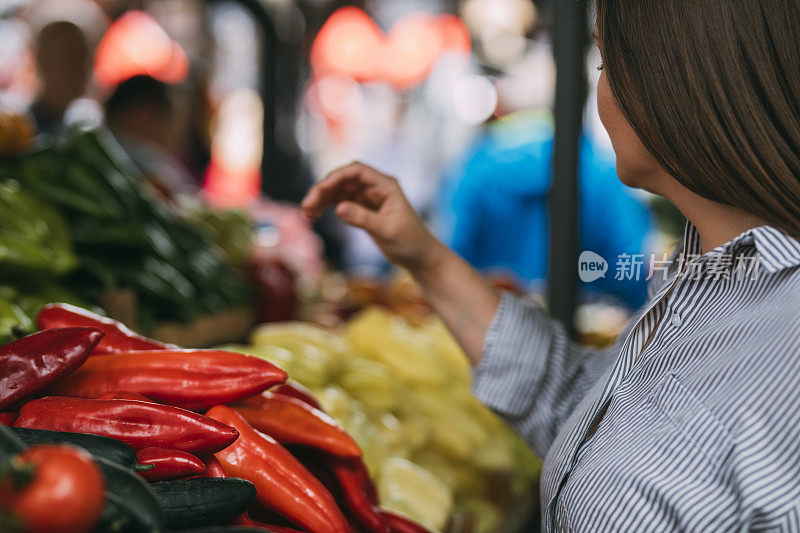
[0,1,688,531]
[0,0,684,338]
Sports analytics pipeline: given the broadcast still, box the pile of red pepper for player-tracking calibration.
[0,303,433,533]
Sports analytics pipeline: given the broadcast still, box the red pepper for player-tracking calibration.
[14,396,239,455]
[37,303,171,354]
[203,455,228,478]
[294,450,388,533]
[233,393,361,458]
[380,511,432,533]
[201,456,262,528]
[0,327,103,410]
[272,380,323,410]
[232,513,304,532]
[345,454,378,505]
[0,412,17,425]
[47,350,288,411]
[136,447,206,482]
[94,391,154,402]
[206,405,349,533]
[329,457,388,532]
[259,526,304,533]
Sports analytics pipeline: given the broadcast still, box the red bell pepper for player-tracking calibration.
[380,511,432,533]
[0,412,17,425]
[233,393,361,458]
[272,380,323,410]
[47,350,288,411]
[206,405,349,533]
[136,447,206,482]
[36,303,171,354]
[0,327,103,410]
[14,397,239,455]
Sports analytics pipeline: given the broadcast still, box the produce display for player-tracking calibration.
[0,181,90,343]
[225,309,542,533]
[0,304,437,533]
[0,128,253,337]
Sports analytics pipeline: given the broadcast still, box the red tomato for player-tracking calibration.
[2,445,105,533]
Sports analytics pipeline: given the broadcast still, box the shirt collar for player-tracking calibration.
[682,221,800,273]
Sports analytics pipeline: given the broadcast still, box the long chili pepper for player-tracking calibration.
[233,393,361,458]
[206,405,349,533]
[380,511,433,533]
[233,513,304,533]
[0,327,103,410]
[37,303,170,353]
[15,396,239,455]
[94,391,154,402]
[202,455,228,478]
[329,457,389,533]
[294,450,388,533]
[47,350,288,410]
[136,447,206,481]
[272,380,323,410]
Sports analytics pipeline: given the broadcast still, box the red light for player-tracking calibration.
[310,7,383,82]
[203,158,260,208]
[382,13,443,89]
[94,11,188,88]
[310,8,472,90]
[437,14,471,55]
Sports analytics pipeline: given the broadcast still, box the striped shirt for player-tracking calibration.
[472,222,800,531]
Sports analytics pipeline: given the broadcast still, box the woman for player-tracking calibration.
[303,2,800,531]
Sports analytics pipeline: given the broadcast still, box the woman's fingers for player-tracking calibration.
[301,162,385,219]
[335,201,380,233]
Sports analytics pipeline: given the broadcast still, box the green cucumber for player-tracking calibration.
[92,456,164,533]
[0,424,25,459]
[149,477,256,530]
[9,427,143,469]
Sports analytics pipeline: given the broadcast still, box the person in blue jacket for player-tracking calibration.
[438,110,652,309]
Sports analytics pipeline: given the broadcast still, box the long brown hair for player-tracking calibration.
[596,1,800,237]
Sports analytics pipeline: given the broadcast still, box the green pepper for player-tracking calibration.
[0,299,34,344]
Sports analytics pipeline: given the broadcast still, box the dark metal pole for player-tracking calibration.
[549,0,587,338]
[207,0,278,196]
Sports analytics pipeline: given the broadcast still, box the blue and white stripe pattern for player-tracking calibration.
[472,222,800,531]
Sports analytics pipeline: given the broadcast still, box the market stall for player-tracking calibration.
[0,0,673,531]
[1,302,541,533]
[0,109,544,532]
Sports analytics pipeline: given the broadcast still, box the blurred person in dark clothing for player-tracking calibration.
[105,75,199,198]
[30,20,90,136]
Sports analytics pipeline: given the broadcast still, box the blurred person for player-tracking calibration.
[105,75,199,198]
[438,109,651,309]
[303,1,800,530]
[29,20,90,136]
[343,96,433,275]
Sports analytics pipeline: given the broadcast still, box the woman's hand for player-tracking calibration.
[301,161,499,366]
[301,162,446,273]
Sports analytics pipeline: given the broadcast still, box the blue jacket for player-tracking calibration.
[438,111,651,309]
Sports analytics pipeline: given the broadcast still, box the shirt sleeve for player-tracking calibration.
[472,292,620,457]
